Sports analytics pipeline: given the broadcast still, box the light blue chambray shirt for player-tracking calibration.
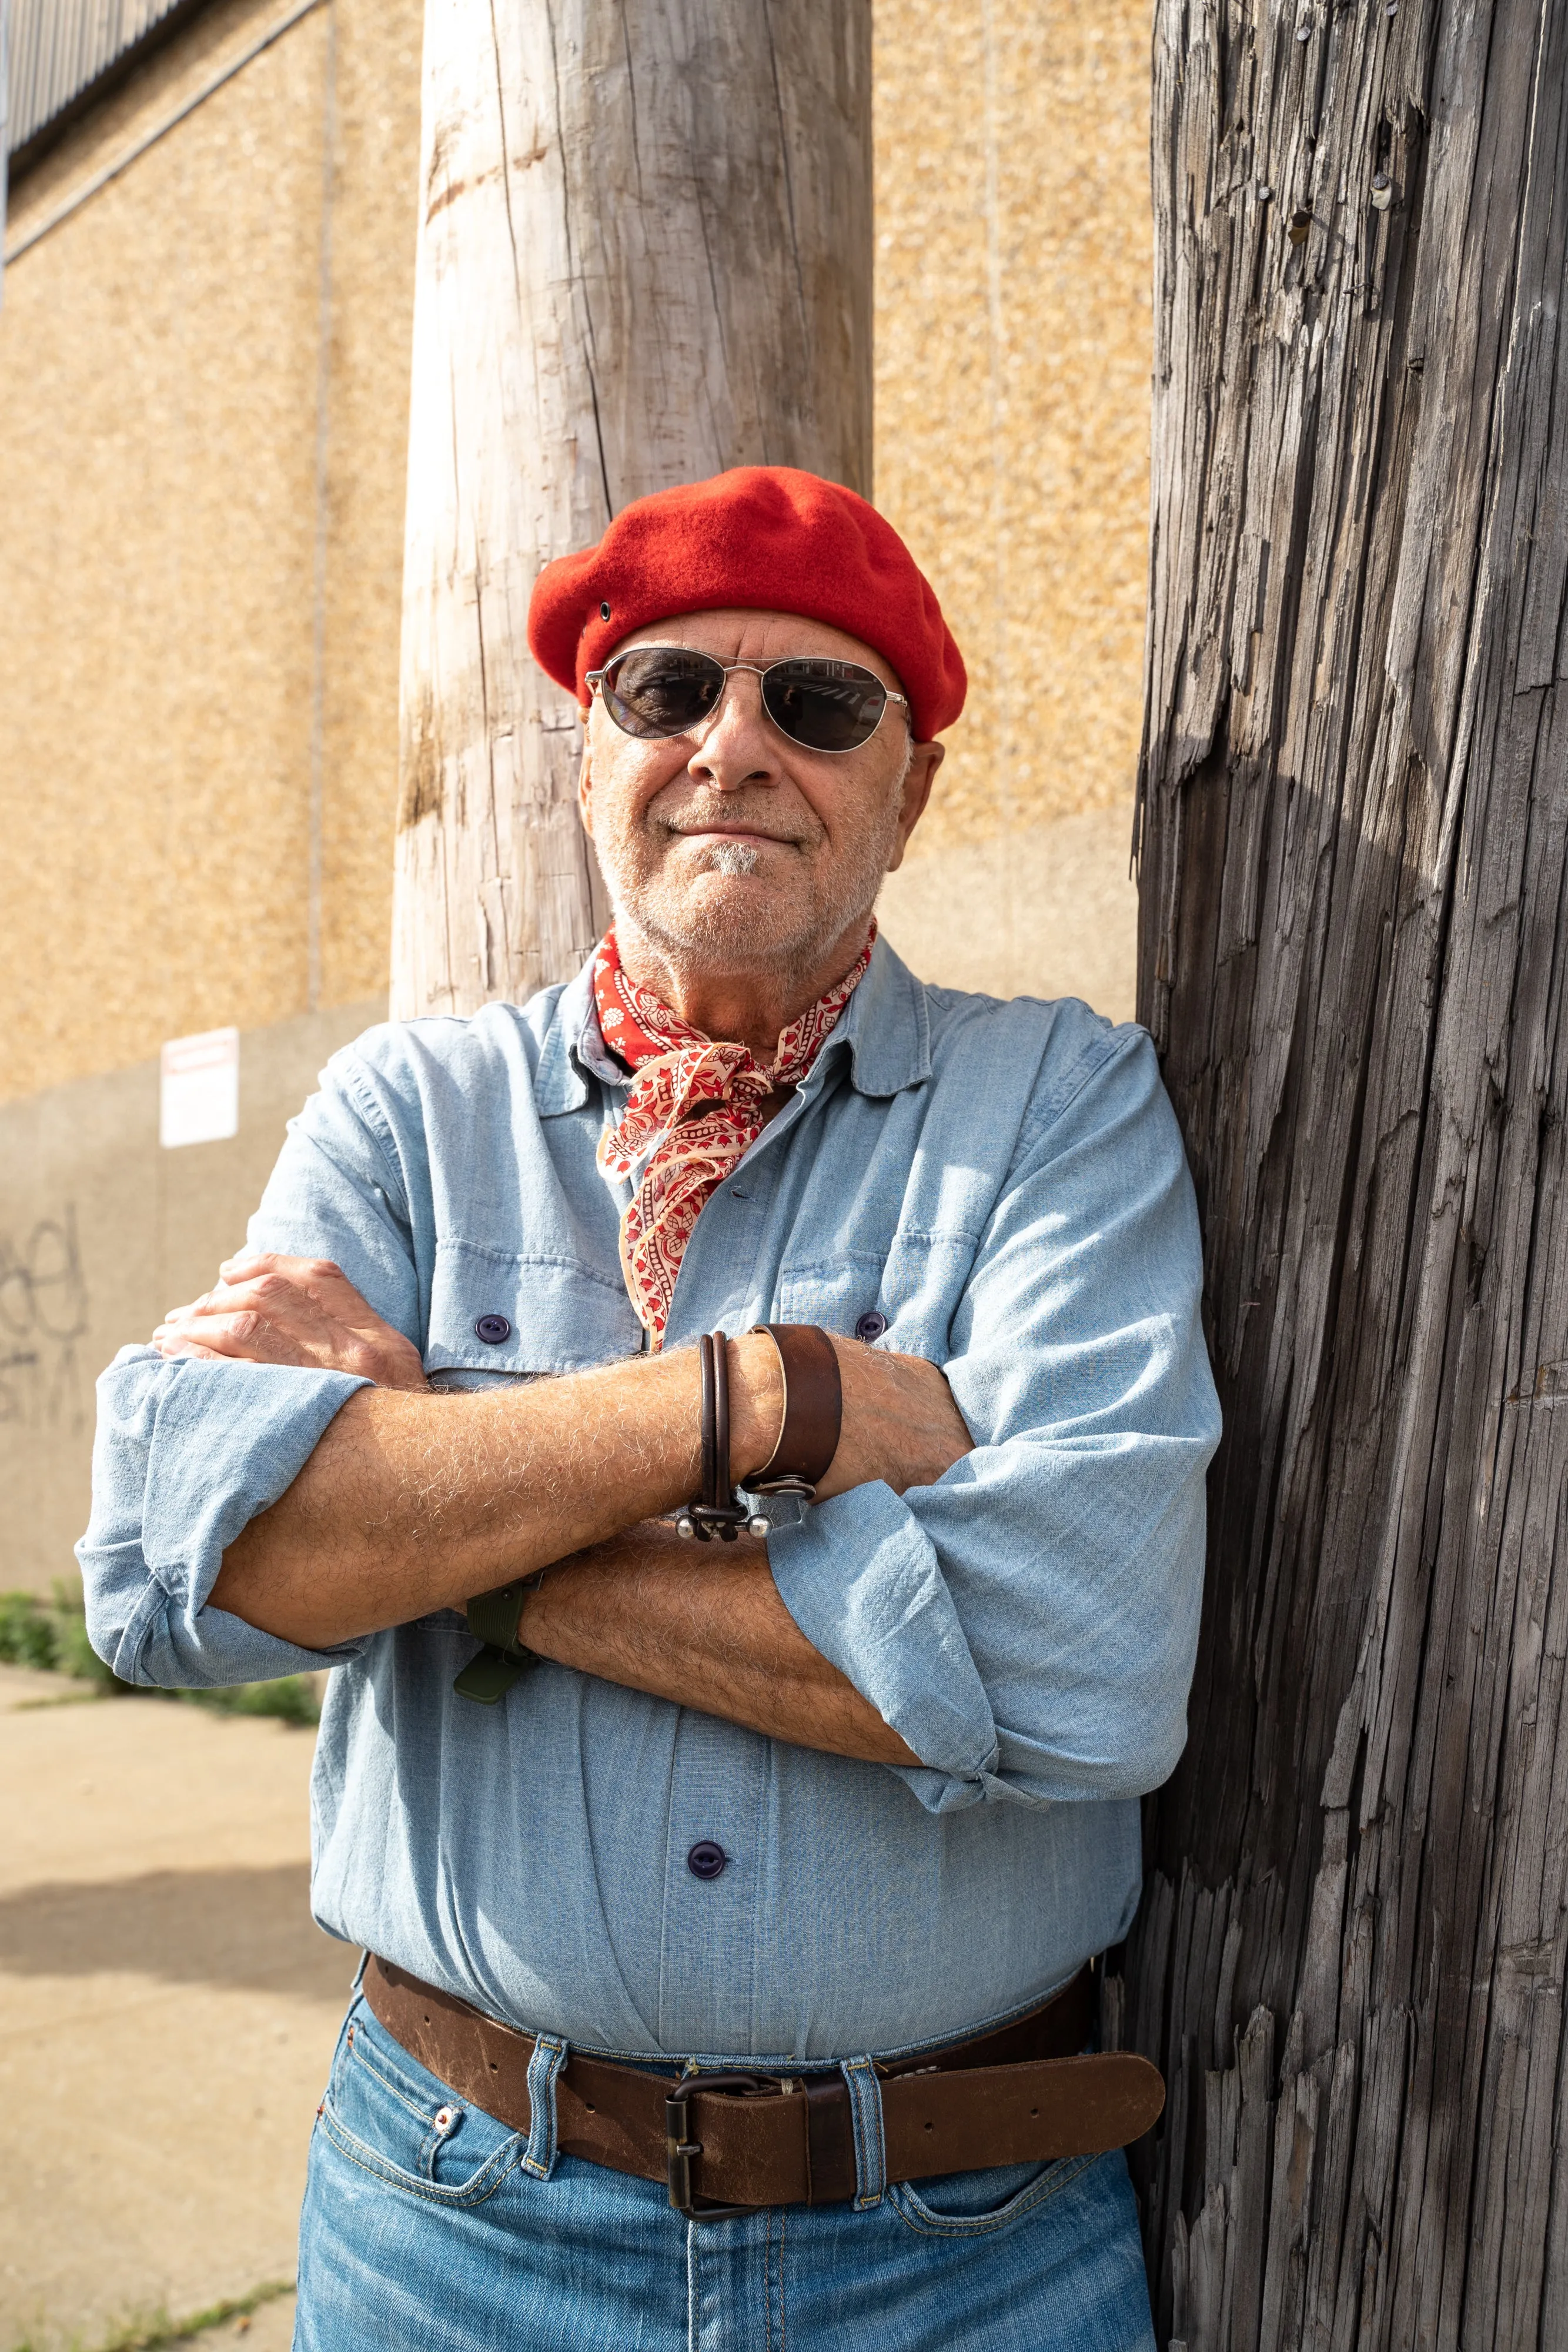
[79,939,1219,2067]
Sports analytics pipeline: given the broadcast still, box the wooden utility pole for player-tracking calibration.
[1116,1,1568,2344]
[392,0,871,1020]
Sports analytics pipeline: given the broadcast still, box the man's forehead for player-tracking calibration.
[607,607,901,690]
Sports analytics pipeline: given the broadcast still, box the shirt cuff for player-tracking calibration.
[79,1347,370,1688]
[765,1479,1000,1813]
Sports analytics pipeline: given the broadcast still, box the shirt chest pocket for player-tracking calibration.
[779,1232,972,1357]
[778,1255,890,1342]
[424,1240,644,1379]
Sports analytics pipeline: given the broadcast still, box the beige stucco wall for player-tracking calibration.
[871,0,1151,1013]
[0,0,422,1108]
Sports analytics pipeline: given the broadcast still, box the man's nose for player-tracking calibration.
[687,670,781,789]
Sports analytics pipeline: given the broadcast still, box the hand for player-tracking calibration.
[152,1251,429,1391]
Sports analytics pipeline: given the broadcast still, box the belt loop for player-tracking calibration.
[839,2056,887,2209]
[522,2034,569,2180]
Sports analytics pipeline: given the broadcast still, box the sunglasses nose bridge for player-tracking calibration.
[691,662,773,744]
[655,663,781,781]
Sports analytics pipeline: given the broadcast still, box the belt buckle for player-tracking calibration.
[665,2070,770,2221]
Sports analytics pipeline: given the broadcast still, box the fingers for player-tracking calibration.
[152,1266,327,1363]
[157,1253,337,1318]
[157,1273,301,1335]
[150,1259,428,1390]
[151,1306,290,1363]
[220,1248,347,1287]
[161,1265,337,1329]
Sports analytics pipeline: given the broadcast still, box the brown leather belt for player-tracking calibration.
[361,1955,1164,2217]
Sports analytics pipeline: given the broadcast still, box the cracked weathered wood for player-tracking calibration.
[1118,0,1568,2343]
[392,0,871,1018]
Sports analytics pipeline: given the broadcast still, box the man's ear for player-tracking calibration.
[885,740,944,874]
[577,727,595,837]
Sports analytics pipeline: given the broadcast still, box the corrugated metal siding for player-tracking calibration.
[8,0,192,153]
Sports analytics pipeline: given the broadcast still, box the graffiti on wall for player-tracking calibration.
[0,1206,91,1435]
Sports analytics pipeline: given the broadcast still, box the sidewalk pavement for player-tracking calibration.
[0,1663,349,2352]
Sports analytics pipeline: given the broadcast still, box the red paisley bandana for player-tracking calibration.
[593,925,875,1347]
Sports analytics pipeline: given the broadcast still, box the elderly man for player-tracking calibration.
[81,467,1219,2351]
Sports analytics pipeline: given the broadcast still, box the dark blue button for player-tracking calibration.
[474,1314,511,1345]
[855,1311,888,1342]
[687,1840,727,1881]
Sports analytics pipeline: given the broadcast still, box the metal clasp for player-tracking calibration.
[673,1498,756,1543]
[665,2071,768,2221]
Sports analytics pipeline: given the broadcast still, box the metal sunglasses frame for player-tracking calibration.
[584,643,910,754]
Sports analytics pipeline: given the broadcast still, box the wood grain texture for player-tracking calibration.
[1119,0,1568,2343]
[391,0,872,1018]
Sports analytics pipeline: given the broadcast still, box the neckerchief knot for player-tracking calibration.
[593,926,875,1347]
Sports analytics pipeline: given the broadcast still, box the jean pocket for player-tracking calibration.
[318,2002,526,2209]
[888,2152,1098,2239]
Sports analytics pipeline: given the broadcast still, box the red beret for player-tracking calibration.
[527,465,967,741]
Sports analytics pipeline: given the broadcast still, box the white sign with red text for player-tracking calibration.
[159,1027,239,1149]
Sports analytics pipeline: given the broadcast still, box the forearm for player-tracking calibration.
[209,1341,781,1648]
[518,1522,920,1768]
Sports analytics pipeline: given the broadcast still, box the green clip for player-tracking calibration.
[453,1643,534,1704]
[453,1576,543,1702]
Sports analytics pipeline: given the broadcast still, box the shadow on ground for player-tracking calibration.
[0,1863,355,2000]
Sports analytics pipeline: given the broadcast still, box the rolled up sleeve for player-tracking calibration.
[79,1348,369,1686]
[767,1026,1220,1814]
[76,1034,423,1689]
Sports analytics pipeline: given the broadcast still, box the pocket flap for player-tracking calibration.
[426,1240,643,1375]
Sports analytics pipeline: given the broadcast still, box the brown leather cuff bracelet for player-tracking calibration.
[747,1324,842,1498]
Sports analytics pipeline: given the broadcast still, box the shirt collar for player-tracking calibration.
[533,931,930,1117]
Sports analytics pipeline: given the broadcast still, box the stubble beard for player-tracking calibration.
[595,789,906,994]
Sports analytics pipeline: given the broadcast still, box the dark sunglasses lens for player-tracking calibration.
[603,649,726,738]
[762,659,888,752]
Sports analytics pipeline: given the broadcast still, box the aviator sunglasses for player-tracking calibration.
[585,644,908,756]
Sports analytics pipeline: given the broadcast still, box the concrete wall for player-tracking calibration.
[0,1001,382,1590]
[871,0,1151,1016]
[0,0,1154,1586]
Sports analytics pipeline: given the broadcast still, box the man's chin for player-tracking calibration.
[624,877,828,970]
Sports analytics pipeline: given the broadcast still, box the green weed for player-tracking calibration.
[0,1588,319,1726]
[7,2276,293,2351]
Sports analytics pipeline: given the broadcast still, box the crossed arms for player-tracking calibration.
[80,1015,1219,1812]
[159,1257,972,1765]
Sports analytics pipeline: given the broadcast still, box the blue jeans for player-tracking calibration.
[294,1995,1156,2351]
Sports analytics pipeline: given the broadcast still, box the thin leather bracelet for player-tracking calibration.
[747,1324,842,1498]
[676,1332,760,1542]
